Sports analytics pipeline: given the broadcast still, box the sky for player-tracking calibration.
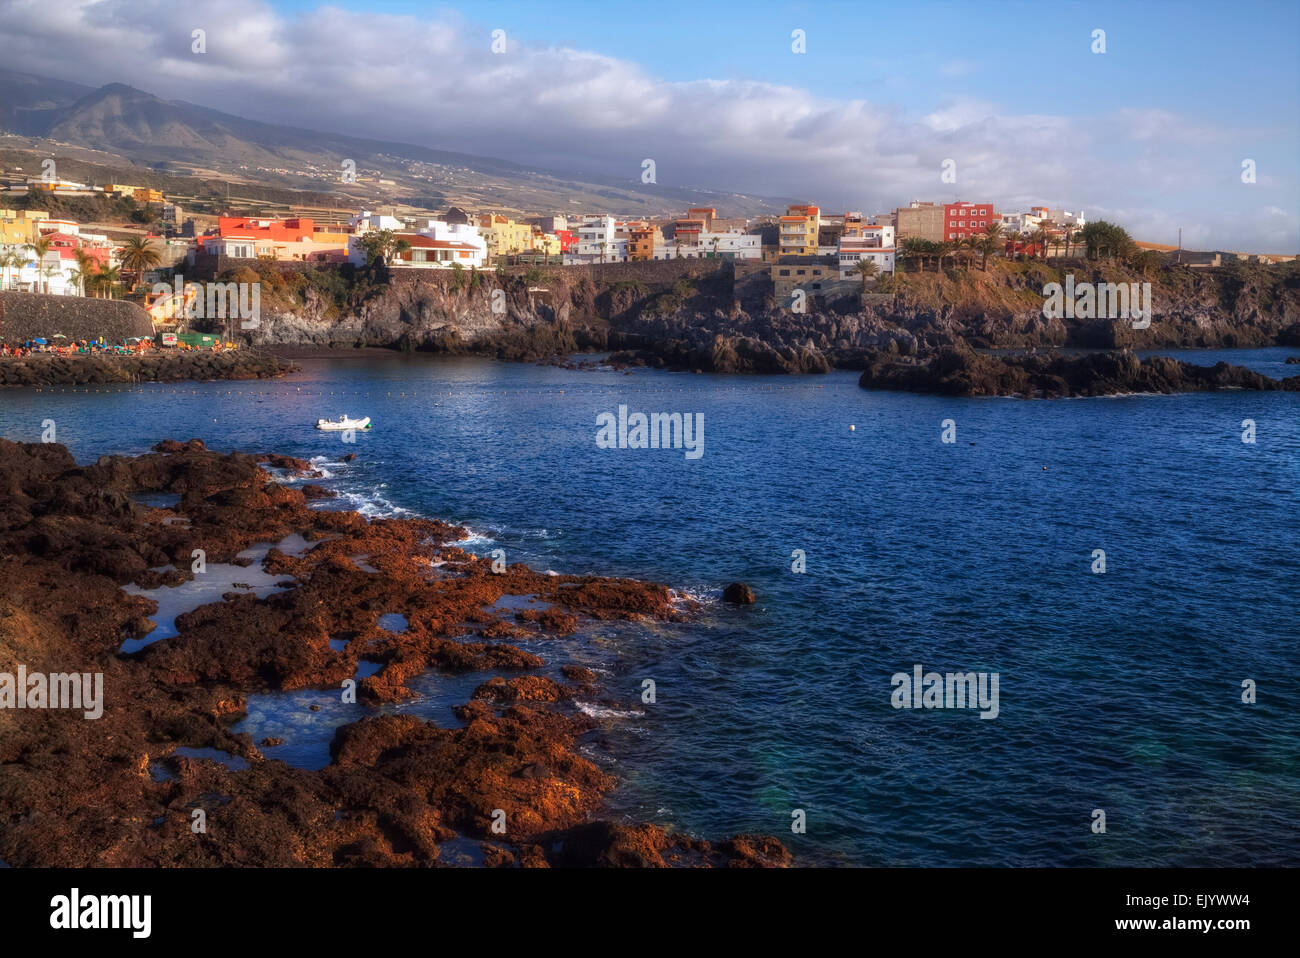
[1,0,1297,250]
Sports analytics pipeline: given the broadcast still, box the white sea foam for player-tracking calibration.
[575,701,645,720]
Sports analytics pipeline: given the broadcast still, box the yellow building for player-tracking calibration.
[106,185,164,203]
[477,214,534,260]
[0,209,49,245]
[531,229,562,257]
[778,204,821,256]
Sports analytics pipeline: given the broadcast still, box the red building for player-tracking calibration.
[556,229,577,252]
[216,216,319,241]
[943,202,997,242]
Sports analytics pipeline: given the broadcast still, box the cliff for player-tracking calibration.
[204,258,1300,374]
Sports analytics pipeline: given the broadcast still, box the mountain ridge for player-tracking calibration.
[0,69,789,217]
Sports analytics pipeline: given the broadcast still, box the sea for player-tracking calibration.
[2,345,1297,866]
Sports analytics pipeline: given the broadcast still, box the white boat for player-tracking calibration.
[315,415,371,431]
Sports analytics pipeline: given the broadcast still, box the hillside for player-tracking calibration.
[0,69,790,219]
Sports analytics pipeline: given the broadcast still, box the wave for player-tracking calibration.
[671,586,719,606]
[574,701,646,720]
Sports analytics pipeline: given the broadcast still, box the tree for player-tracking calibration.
[1078,221,1134,261]
[1131,248,1163,278]
[25,236,54,292]
[74,248,95,293]
[355,229,409,269]
[93,264,121,299]
[936,240,956,272]
[0,250,20,290]
[855,258,879,288]
[978,222,1003,271]
[119,235,161,290]
[598,241,607,264]
[1030,226,1052,260]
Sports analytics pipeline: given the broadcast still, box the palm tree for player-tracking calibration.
[936,240,955,273]
[25,236,54,292]
[855,258,879,289]
[1031,226,1052,260]
[41,265,59,295]
[73,249,95,294]
[598,241,607,264]
[67,269,82,297]
[960,236,978,269]
[0,250,19,290]
[979,222,1003,271]
[711,236,721,260]
[119,236,162,290]
[94,264,122,299]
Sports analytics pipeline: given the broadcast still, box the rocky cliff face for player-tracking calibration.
[857,342,1300,398]
[229,259,1300,374]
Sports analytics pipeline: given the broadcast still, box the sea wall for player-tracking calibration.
[0,291,155,344]
[0,349,294,387]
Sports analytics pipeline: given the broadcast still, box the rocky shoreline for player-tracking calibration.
[0,439,786,867]
[856,344,1300,398]
[221,259,1300,374]
[0,350,296,387]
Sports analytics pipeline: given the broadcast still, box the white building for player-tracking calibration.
[651,229,761,260]
[838,235,896,277]
[1001,209,1085,234]
[346,219,487,270]
[349,209,406,233]
[1000,212,1041,235]
[565,216,627,263]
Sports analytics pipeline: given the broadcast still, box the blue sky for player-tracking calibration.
[267,0,1298,122]
[4,0,1297,249]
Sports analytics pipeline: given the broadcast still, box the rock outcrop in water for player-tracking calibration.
[0,438,787,867]
[856,343,1300,398]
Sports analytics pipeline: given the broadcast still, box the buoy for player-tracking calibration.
[849,424,855,431]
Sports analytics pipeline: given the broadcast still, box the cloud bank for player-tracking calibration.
[0,0,1295,250]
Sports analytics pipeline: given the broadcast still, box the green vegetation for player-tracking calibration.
[1077,220,1135,261]
[353,229,411,271]
[7,190,142,225]
[118,235,161,290]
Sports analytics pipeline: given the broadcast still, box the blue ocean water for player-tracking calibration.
[2,347,1297,866]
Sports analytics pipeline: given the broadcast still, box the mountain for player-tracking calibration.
[0,70,787,217]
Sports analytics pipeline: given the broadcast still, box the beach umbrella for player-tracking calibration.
[52,333,67,339]
[32,338,48,345]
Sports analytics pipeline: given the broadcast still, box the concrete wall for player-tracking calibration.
[896,205,945,243]
[0,292,155,344]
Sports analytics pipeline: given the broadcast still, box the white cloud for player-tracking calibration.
[0,0,1294,250]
